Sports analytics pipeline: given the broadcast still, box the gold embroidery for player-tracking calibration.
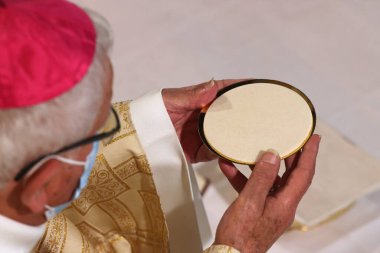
[105,101,136,146]
[36,214,67,253]
[136,155,152,175]
[113,155,152,181]
[140,191,169,250]
[80,232,91,253]
[97,199,137,233]
[72,155,130,215]
[108,130,136,145]
[35,101,169,253]
[76,222,111,252]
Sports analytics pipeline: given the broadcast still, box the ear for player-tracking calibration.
[20,159,62,213]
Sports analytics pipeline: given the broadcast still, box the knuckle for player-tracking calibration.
[256,160,278,172]
[282,198,294,208]
[274,209,296,229]
[236,196,261,214]
[253,162,278,181]
[282,194,302,211]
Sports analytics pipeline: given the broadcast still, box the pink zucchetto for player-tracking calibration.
[0,0,96,108]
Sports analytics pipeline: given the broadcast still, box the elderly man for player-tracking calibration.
[0,0,320,252]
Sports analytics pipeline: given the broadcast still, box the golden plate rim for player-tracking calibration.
[198,79,317,165]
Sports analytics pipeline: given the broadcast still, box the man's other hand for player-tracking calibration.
[215,135,321,253]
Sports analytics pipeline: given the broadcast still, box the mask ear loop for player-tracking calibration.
[22,155,86,183]
[44,204,55,220]
[52,156,86,166]
[44,202,72,221]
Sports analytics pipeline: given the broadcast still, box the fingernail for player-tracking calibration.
[206,78,215,88]
[260,149,279,165]
[267,149,279,156]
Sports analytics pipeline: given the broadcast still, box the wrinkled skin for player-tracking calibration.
[215,135,320,252]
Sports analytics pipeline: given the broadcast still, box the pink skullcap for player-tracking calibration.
[0,0,96,108]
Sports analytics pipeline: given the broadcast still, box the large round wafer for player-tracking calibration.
[199,79,316,164]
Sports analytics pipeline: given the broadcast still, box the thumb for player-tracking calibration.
[186,79,218,110]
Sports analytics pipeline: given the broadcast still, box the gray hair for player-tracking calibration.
[0,9,113,187]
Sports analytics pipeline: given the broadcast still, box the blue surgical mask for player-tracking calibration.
[44,141,100,220]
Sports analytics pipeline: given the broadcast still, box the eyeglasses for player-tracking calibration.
[14,107,121,181]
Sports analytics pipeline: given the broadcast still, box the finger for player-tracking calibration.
[240,151,281,209]
[284,151,301,170]
[277,135,321,205]
[187,78,251,110]
[195,144,218,162]
[282,151,301,185]
[165,79,251,111]
[219,158,247,193]
[161,81,217,112]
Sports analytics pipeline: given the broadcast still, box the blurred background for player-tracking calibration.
[72,1,380,252]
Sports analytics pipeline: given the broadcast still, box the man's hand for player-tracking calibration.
[215,134,321,253]
[162,79,245,163]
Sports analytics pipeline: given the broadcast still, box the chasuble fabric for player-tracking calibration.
[32,98,239,253]
[33,101,169,253]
